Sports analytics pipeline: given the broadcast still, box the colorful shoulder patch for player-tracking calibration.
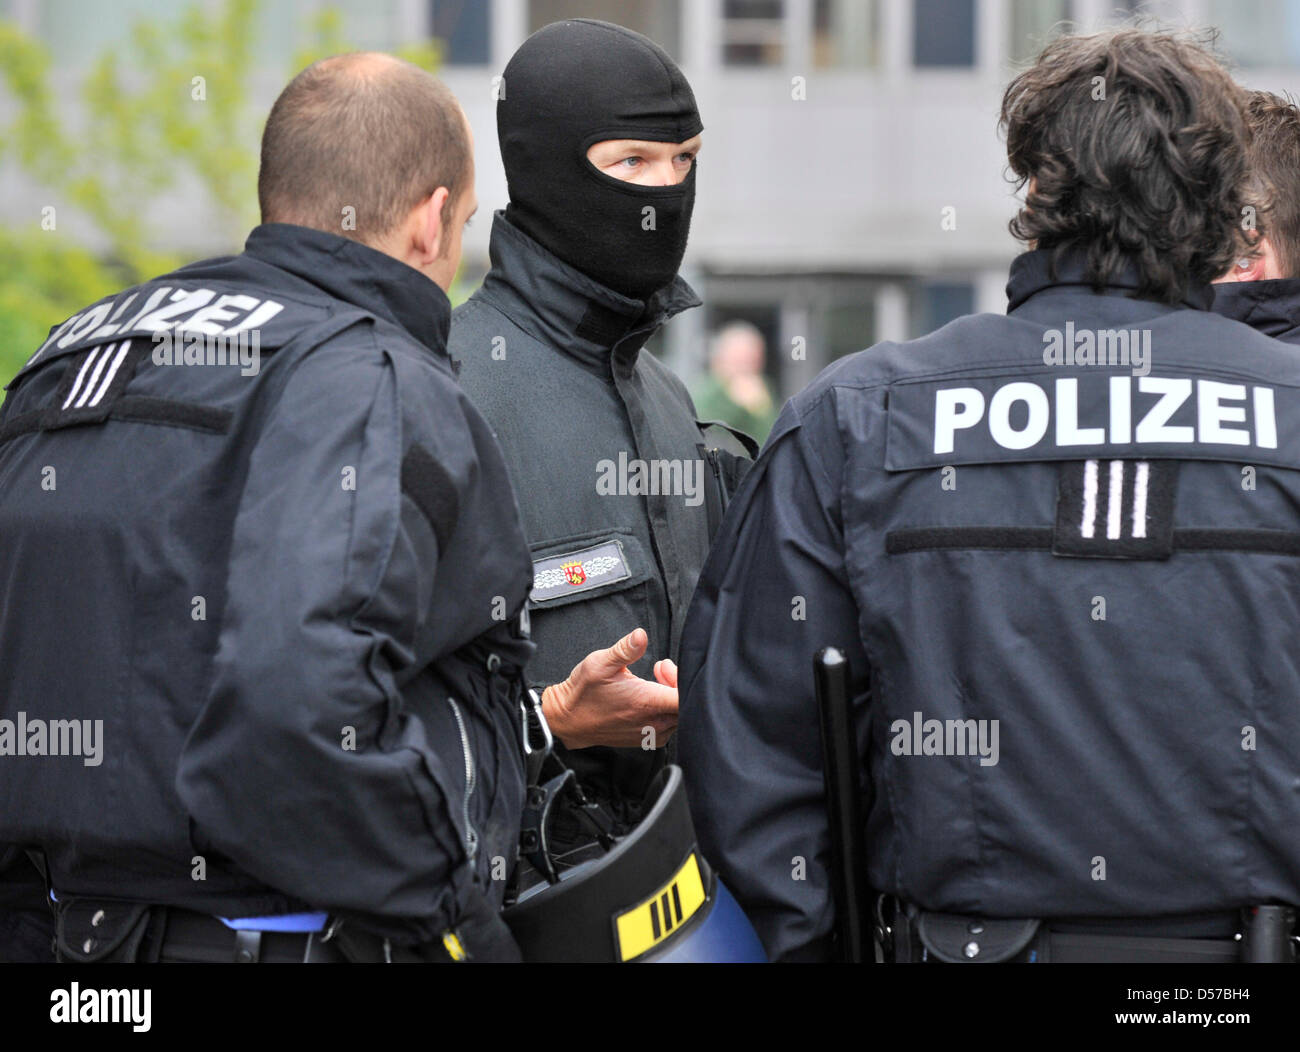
[530,540,631,603]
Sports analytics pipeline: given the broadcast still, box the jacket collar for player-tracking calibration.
[475,211,701,376]
[1006,248,1215,314]
[1210,278,1300,342]
[243,223,451,353]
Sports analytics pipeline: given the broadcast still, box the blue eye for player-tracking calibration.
[620,157,642,168]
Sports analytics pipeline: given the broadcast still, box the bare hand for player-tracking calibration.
[541,628,678,749]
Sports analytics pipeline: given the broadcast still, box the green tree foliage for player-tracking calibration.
[0,1,445,383]
[0,228,124,382]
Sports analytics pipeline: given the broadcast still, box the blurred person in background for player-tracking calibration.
[693,320,778,444]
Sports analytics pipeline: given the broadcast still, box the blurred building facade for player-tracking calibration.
[4,0,1300,398]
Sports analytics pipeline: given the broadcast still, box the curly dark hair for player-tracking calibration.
[1243,90,1300,277]
[1001,28,1257,305]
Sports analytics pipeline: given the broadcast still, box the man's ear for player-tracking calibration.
[1223,240,1271,283]
[1257,234,1285,281]
[412,187,451,265]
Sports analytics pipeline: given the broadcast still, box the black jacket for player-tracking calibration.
[0,224,534,948]
[680,250,1300,960]
[450,213,749,823]
[1212,277,1300,343]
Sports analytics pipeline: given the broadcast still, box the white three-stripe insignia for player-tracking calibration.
[62,345,103,409]
[1079,459,1150,539]
[61,341,132,412]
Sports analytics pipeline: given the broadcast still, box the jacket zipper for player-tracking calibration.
[446,697,479,863]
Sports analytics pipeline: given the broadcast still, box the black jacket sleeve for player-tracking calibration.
[677,391,873,962]
[175,335,494,945]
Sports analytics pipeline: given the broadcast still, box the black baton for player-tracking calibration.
[814,646,871,963]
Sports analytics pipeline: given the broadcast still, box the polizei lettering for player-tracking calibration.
[933,377,1278,455]
[26,287,284,370]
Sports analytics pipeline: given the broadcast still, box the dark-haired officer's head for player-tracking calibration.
[258,52,476,291]
[1001,28,1255,305]
[497,19,704,302]
[1216,90,1300,284]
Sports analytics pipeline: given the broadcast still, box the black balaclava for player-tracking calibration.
[498,19,703,302]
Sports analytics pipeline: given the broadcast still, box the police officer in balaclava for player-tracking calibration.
[450,19,754,868]
[499,20,701,300]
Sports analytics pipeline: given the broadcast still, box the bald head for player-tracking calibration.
[258,52,471,247]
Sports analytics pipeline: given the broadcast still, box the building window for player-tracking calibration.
[911,280,975,338]
[913,0,976,68]
[529,0,682,59]
[722,0,785,66]
[1007,0,1070,65]
[813,0,880,69]
[822,297,876,361]
[432,1,491,64]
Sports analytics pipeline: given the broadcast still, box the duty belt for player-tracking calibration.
[51,895,348,963]
[876,897,1298,964]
